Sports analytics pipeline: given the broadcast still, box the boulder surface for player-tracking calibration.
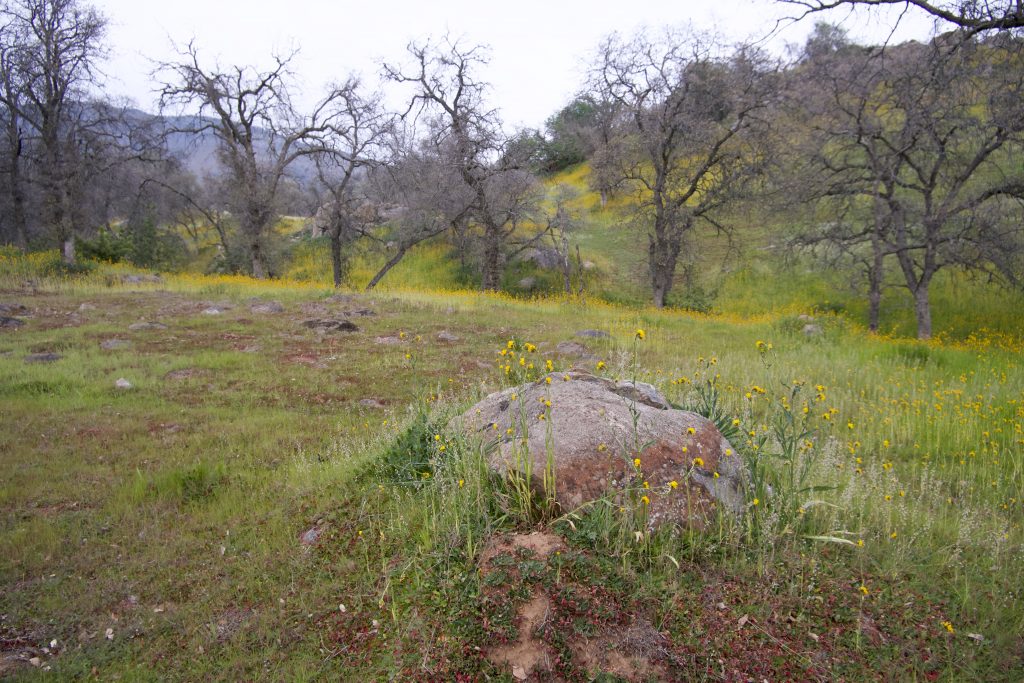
[461,372,747,527]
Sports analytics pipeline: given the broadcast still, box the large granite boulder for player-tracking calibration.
[461,372,747,528]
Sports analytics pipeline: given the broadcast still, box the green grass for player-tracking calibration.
[0,250,1021,679]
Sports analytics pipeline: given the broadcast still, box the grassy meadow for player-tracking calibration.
[0,245,1022,680]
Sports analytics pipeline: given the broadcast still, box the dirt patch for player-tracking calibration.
[479,531,565,568]
[488,592,553,680]
[574,620,669,680]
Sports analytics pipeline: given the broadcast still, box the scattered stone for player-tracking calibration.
[574,329,610,339]
[302,318,359,333]
[437,330,460,342]
[359,398,387,409]
[461,372,747,527]
[250,301,284,314]
[164,368,204,381]
[114,378,132,390]
[128,321,167,331]
[121,274,163,285]
[374,336,401,345]
[0,316,25,328]
[803,324,823,337]
[517,276,537,291]
[555,340,595,359]
[0,303,28,315]
[520,247,561,269]
[100,339,130,350]
[300,526,323,546]
[25,352,62,363]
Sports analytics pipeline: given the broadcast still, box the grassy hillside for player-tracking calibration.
[270,163,1024,345]
[1,255,1021,679]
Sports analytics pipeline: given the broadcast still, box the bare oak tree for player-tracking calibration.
[0,0,106,260]
[592,27,777,308]
[309,77,391,287]
[779,1,1024,35]
[384,38,544,290]
[157,44,348,278]
[789,31,1024,338]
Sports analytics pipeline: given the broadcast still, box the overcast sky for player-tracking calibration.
[91,0,938,129]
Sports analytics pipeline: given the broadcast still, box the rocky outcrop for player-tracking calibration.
[461,372,747,528]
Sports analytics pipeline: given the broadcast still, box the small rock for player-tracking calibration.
[100,339,130,350]
[128,321,167,331]
[25,352,62,363]
[555,341,594,359]
[302,319,359,333]
[29,657,42,667]
[202,307,224,315]
[346,308,376,317]
[803,324,823,337]
[374,336,401,345]
[0,302,28,315]
[104,628,114,640]
[300,526,322,546]
[77,303,96,312]
[359,398,386,409]
[115,378,132,390]
[250,301,284,314]
[581,260,596,271]
[437,331,460,342]
[574,329,609,339]
[0,316,24,328]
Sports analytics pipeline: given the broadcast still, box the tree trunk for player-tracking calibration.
[913,284,932,340]
[480,233,503,291]
[868,281,881,332]
[60,235,74,264]
[365,244,408,290]
[251,242,266,279]
[561,235,571,294]
[330,233,343,288]
[648,232,680,309]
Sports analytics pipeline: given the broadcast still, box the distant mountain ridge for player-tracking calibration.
[124,107,317,183]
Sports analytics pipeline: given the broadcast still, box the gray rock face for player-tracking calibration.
[302,319,359,333]
[0,303,28,315]
[520,247,562,269]
[461,372,748,528]
[555,341,594,359]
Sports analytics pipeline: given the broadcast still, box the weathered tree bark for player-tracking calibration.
[913,284,932,340]
[330,234,344,288]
